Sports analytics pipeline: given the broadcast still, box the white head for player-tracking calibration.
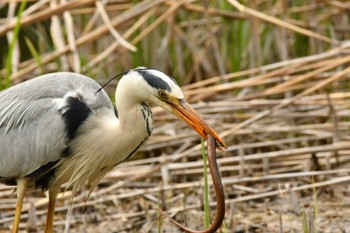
[116,67,184,112]
[115,67,226,150]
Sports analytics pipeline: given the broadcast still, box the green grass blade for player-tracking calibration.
[302,209,309,233]
[24,36,44,74]
[157,185,162,233]
[201,138,210,228]
[4,0,27,88]
[312,176,317,233]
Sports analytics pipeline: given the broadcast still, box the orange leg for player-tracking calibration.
[12,178,28,233]
[44,187,59,233]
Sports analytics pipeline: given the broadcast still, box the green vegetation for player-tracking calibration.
[0,1,343,87]
[201,138,210,228]
[3,0,26,89]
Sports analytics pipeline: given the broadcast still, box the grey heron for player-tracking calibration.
[0,67,226,233]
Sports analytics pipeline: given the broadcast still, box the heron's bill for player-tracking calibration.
[171,99,227,151]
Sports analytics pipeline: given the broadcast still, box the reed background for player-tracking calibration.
[1,0,350,232]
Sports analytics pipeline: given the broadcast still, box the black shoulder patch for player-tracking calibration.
[61,96,92,140]
[138,70,171,91]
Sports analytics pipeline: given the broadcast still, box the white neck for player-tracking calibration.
[53,86,153,192]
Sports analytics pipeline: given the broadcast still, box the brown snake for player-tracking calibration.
[163,135,225,232]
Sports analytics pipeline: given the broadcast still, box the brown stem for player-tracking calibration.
[163,135,225,233]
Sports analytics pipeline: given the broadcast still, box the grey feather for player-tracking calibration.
[0,72,114,178]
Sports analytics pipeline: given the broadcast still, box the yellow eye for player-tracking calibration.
[158,91,167,98]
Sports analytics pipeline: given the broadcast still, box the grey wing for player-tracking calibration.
[0,72,114,178]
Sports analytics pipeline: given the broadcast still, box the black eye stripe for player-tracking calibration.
[138,70,171,91]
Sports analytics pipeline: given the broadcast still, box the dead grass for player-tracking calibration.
[1,0,350,232]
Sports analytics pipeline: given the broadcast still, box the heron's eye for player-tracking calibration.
[158,91,167,98]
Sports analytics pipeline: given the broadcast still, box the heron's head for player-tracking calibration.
[118,67,226,151]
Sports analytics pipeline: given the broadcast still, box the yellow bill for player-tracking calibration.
[170,99,227,151]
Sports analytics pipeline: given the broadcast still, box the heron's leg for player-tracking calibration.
[44,186,60,233]
[12,178,28,233]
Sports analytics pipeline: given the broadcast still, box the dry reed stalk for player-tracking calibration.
[264,55,350,96]
[0,0,95,37]
[182,42,350,91]
[95,0,136,52]
[0,0,166,81]
[50,0,69,71]
[84,8,155,70]
[227,0,339,44]
[61,0,81,73]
